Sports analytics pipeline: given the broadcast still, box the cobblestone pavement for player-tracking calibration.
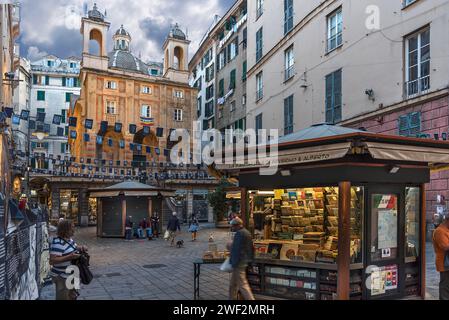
[40,225,232,300]
[40,226,441,300]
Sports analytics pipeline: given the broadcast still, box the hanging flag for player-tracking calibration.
[85,119,93,129]
[119,140,125,149]
[108,138,113,147]
[37,112,46,122]
[57,127,64,137]
[53,115,62,125]
[102,160,106,165]
[12,115,20,125]
[70,130,77,139]
[146,146,152,154]
[129,124,137,134]
[80,157,84,163]
[44,123,51,133]
[155,148,160,155]
[130,143,134,151]
[64,126,69,136]
[142,126,150,136]
[114,122,122,133]
[81,164,86,170]
[20,110,30,121]
[136,144,142,152]
[124,160,128,166]
[4,107,13,118]
[100,121,108,133]
[84,133,90,142]
[96,136,103,145]
[87,158,92,164]
[29,120,36,130]
[163,149,170,157]
[88,165,93,171]
[116,160,121,166]
[69,117,77,127]
[156,127,163,137]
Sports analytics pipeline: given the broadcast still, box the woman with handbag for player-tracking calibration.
[49,219,88,300]
[189,213,200,241]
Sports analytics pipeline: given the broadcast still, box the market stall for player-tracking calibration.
[89,181,175,238]
[214,124,449,300]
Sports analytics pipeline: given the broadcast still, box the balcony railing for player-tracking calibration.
[284,65,295,82]
[256,89,264,102]
[405,76,430,97]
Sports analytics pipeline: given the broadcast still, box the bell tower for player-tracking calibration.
[80,3,111,70]
[162,23,190,83]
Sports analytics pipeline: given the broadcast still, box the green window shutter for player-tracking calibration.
[75,77,80,87]
[31,142,37,149]
[242,61,247,81]
[37,91,45,101]
[33,75,38,85]
[409,112,422,136]
[62,77,66,87]
[230,69,236,89]
[37,108,45,114]
[61,110,66,123]
[66,92,72,103]
[43,142,49,149]
[64,126,69,137]
[219,79,224,97]
[398,115,410,136]
[61,143,66,153]
[31,158,36,168]
[45,76,50,85]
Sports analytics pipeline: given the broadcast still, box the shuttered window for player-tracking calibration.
[398,112,422,137]
[325,69,342,124]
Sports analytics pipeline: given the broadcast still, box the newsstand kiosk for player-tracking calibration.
[214,124,449,300]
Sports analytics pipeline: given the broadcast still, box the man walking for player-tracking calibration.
[433,213,449,300]
[167,212,181,247]
[228,217,255,300]
[151,213,160,238]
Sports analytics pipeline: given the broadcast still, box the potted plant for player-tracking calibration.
[207,179,230,228]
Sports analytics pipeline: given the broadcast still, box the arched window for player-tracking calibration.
[141,105,151,118]
[174,46,183,70]
[89,29,103,56]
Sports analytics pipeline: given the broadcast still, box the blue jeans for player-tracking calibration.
[146,228,153,238]
[137,228,144,238]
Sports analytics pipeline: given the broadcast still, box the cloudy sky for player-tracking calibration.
[19,0,235,63]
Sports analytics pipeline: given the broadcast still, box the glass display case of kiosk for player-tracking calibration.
[213,124,449,300]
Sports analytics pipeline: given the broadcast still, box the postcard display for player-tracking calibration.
[248,187,364,300]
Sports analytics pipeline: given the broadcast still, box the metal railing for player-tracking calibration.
[405,76,430,97]
[284,65,295,82]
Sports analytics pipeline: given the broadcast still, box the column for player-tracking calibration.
[187,190,193,222]
[420,184,426,299]
[337,181,351,300]
[241,188,248,227]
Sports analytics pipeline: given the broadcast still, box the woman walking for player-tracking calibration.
[49,219,88,300]
[189,213,200,241]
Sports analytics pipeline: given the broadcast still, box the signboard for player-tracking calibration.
[378,209,398,249]
[215,142,352,171]
[370,265,398,296]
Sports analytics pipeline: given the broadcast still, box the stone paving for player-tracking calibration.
[40,226,441,300]
[40,225,232,300]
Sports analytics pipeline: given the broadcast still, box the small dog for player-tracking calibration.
[176,240,184,248]
[209,233,215,243]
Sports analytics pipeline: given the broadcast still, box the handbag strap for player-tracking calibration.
[58,237,78,252]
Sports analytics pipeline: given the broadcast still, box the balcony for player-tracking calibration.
[284,65,295,82]
[405,76,430,98]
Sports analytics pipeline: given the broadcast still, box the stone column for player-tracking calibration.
[79,188,89,227]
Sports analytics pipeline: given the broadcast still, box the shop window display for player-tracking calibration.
[251,187,364,265]
[405,187,420,259]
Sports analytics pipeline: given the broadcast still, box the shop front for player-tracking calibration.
[215,125,449,300]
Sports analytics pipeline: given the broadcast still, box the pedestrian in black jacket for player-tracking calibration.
[227,217,255,300]
[166,212,181,246]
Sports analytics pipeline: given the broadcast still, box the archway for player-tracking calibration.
[174,46,184,70]
[95,128,124,168]
[89,28,103,56]
[133,129,159,166]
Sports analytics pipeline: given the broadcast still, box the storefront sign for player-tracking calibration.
[215,142,351,170]
[218,14,248,49]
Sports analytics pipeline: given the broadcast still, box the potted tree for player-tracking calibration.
[207,179,230,228]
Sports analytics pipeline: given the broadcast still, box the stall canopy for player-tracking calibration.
[90,181,176,197]
[214,124,449,173]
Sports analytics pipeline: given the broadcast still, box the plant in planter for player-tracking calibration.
[207,179,230,225]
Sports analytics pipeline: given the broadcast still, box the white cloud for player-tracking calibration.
[27,46,48,61]
[19,0,234,62]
